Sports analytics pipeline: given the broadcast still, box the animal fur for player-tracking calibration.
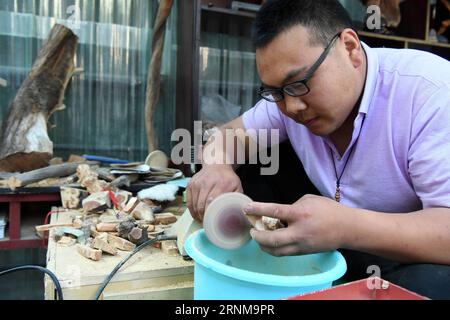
[138,184,179,202]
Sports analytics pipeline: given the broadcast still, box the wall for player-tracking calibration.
[0,0,178,162]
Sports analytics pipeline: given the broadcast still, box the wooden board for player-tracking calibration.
[44,209,194,300]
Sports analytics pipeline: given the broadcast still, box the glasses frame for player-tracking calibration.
[257,32,342,103]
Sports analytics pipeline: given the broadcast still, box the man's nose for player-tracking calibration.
[283,95,307,116]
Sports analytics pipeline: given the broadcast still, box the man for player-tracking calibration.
[187,0,450,299]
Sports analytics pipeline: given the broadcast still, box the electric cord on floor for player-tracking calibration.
[94,234,177,300]
[0,265,63,300]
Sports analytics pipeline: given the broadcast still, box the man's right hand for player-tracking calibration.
[187,164,243,222]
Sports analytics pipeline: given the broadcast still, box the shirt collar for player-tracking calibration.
[357,42,379,115]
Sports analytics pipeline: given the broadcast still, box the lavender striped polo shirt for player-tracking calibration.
[243,43,450,213]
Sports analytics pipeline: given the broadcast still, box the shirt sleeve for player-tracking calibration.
[242,99,288,146]
[408,86,450,209]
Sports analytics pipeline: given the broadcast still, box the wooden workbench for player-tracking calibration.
[44,209,194,300]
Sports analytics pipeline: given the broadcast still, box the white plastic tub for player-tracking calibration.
[0,215,7,239]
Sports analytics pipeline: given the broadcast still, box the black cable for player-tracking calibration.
[94,234,176,300]
[0,265,64,300]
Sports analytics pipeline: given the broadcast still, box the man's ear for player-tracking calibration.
[340,28,364,68]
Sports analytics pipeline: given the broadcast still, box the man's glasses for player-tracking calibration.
[257,32,342,103]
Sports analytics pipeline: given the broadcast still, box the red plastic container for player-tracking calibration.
[288,277,429,300]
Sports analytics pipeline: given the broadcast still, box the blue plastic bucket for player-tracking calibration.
[185,230,347,300]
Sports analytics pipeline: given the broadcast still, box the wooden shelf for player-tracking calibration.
[201,5,257,18]
[200,79,259,88]
[0,213,44,242]
[0,238,43,250]
[359,31,450,49]
[0,191,61,250]
[0,233,41,243]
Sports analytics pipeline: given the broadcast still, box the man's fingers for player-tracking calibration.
[250,228,304,256]
[189,180,200,219]
[259,243,302,257]
[187,176,208,222]
[198,188,224,220]
[249,228,290,248]
[243,202,292,221]
[196,188,213,221]
[200,181,244,217]
[186,184,198,221]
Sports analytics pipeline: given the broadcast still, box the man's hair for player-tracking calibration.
[252,0,354,48]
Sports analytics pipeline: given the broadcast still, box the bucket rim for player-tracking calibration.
[185,230,347,287]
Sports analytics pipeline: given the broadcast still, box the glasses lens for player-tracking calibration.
[284,82,309,96]
[260,90,283,102]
